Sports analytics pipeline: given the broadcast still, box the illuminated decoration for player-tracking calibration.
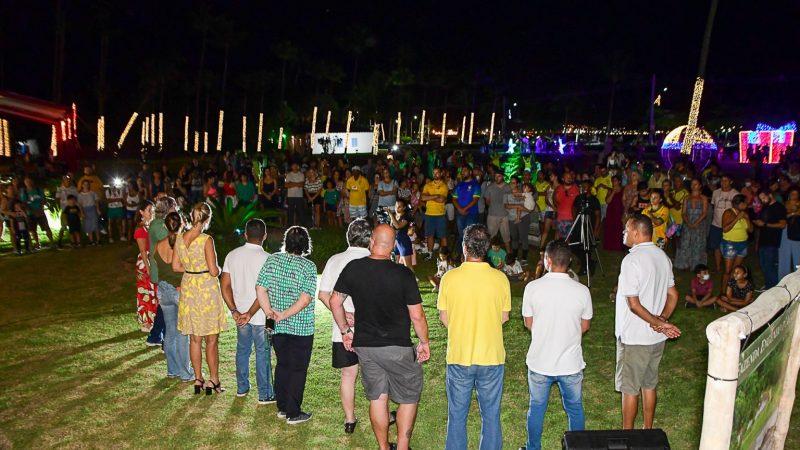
[216,110,224,151]
[278,127,284,150]
[380,123,386,142]
[468,112,474,144]
[97,116,105,151]
[203,131,209,153]
[680,77,705,154]
[325,110,331,138]
[0,119,9,157]
[440,113,447,147]
[557,138,566,154]
[256,113,264,152]
[71,103,77,135]
[242,115,247,152]
[0,120,9,157]
[654,95,662,106]
[183,116,189,151]
[117,112,138,148]
[488,112,496,144]
[194,131,199,153]
[739,122,796,164]
[344,110,353,151]
[141,122,146,145]
[418,110,426,144]
[66,118,72,140]
[145,116,151,143]
[310,106,318,149]
[661,125,716,169]
[460,116,466,142]
[395,112,401,145]
[158,113,163,148]
[150,113,155,144]
[372,123,379,155]
[50,124,57,156]
[506,138,517,154]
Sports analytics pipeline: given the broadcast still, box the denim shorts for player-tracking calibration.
[425,214,447,239]
[721,239,748,259]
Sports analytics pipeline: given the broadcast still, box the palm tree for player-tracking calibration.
[271,41,299,109]
[336,28,376,90]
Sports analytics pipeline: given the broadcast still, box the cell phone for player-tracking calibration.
[266,318,275,332]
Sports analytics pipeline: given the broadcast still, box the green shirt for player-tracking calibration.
[148,219,168,283]
[236,182,256,202]
[256,252,317,336]
[324,189,340,205]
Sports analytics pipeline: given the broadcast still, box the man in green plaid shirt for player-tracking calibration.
[255,226,318,425]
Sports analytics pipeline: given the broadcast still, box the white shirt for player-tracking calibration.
[286,171,305,198]
[318,246,370,343]
[222,243,270,325]
[711,188,739,227]
[522,272,592,376]
[615,242,674,345]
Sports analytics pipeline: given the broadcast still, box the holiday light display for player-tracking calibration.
[278,127,284,150]
[681,77,705,154]
[203,131,209,153]
[158,113,163,148]
[468,112,474,144]
[183,116,189,151]
[739,122,796,164]
[194,131,199,153]
[325,110,331,138]
[310,106,318,149]
[216,110,224,151]
[488,112,496,144]
[242,115,247,152]
[50,124,56,156]
[118,112,138,148]
[418,110,426,144]
[97,116,105,151]
[257,113,264,152]
[396,112,401,145]
[344,111,352,151]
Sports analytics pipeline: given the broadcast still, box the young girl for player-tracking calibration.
[323,179,341,227]
[429,247,455,292]
[501,253,529,282]
[717,265,754,312]
[644,188,669,248]
[686,264,717,308]
[134,200,157,332]
[64,194,83,248]
[78,180,101,246]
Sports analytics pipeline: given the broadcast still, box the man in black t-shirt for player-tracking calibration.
[330,224,430,450]
[754,189,787,289]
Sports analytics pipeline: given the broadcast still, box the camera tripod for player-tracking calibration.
[566,209,604,287]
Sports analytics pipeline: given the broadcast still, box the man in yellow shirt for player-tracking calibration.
[438,223,510,450]
[593,165,612,220]
[421,167,450,257]
[345,166,370,220]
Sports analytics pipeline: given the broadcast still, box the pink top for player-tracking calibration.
[691,278,713,297]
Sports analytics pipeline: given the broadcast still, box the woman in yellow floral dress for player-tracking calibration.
[173,202,228,395]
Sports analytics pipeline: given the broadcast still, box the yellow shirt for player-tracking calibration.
[437,262,511,366]
[422,180,449,216]
[594,175,612,204]
[722,208,749,242]
[345,175,370,206]
[644,205,670,245]
[535,180,550,212]
[670,189,688,224]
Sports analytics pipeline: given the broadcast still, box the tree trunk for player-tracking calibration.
[97,33,109,115]
[52,0,66,103]
[194,32,207,128]
[221,43,229,107]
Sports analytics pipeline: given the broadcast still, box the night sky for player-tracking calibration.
[1,0,799,137]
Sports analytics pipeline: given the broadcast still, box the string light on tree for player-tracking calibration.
[50,124,57,157]
[681,77,705,154]
[150,113,155,144]
[396,112,402,145]
[216,110,224,151]
[203,131,209,153]
[0,120,7,157]
[278,127,284,150]
[242,115,247,153]
[71,103,77,135]
[372,123,379,155]
[194,131,199,153]
[144,115,150,144]
[66,118,72,140]
[468,112,474,144]
[325,110,331,138]
[97,116,105,151]
[158,113,163,148]
[461,116,466,142]
[183,116,189,151]
[344,110,353,152]
[310,106,318,148]
[440,113,447,147]
[257,113,264,152]
[3,120,9,157]
[117,112,138,148]
[418,110,426,144]
[488,112,496,144]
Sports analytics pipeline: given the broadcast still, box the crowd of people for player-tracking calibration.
[4,143,800,448]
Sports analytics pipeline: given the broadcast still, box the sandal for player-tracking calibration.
[206,380,226,395]
[193,378,205,395]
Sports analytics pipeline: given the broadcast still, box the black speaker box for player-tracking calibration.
[562,429,671,450]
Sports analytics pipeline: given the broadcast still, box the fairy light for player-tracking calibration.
[278,127,284,150]
[150,113,155,144]
[257,113,264,152]
[380,123,385,142]
[344,111,353,151]
[117,112,138,148]
[0,120,7,157]
[325,110,331,138]
[310,106,318,148]
[203,131,209,153]
[66,118,72,140]
[183,116,189,151]
[194,131,199,153]
[158,112,163,148]
[97,116,105,151]
[461,116,466,142]
[216,110,224,151]
[372,123,379,155]
[468,112,474,144]
[4,121,10,156]
[488,112,496,144]
[141,122,146,145]
[418,110,426,143]
[242,115,247,153]
[396,112,402,145]
[681,77,705,155]
[71,103,77,134]
[440,113,447,147]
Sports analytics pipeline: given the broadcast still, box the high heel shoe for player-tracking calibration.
[205,380,226,395]
[193,378,205,395]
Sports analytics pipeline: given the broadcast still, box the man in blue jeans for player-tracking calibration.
[452,166,481,256]
[754,189,786,289]
[520,240,593,450]
[438,224,511,450]
[221,219,275,403]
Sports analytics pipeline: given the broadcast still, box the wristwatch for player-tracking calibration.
[341,328,353,336]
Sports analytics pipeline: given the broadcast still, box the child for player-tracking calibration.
[717,265,754,312]
[407,225,419,268]
[644,188,669,248]
[12,202,31,255]
[522,182,536,212]
[64,194,83,248]
[501,252,529,282]
[429,247,455,292]
[686,264,716,308]
[323,179,341,227]
[487,238,507,269]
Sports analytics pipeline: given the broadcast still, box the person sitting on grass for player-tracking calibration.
[717,265,755,312]
[429,247,455,293]
[487,238,507,269]
[686,264,717,308]
[501,252,529,282]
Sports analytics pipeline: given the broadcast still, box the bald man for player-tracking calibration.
[330,224,430,450]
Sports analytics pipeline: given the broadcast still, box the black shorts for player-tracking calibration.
[332,342,359,369]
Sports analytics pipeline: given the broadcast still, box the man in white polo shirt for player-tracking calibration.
[221,219,274,404]
[318,218,373,434]
[616,213,681,429]
[520,239,592,450]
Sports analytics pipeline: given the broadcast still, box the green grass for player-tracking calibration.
[0,227,798,449]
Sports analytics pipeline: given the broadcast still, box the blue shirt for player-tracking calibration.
[453,179,481,214]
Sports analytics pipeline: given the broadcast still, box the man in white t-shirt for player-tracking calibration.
[521,240,592,450]
[317,218,374,434]
[285,161,306,227]
[708,174,739,272]
[615,214,681,430]
[221,219,274,403]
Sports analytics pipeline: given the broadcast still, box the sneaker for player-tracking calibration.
[236,390,249,398]
[120,236,128,242]
[258,396,276,405]
[145,340,162,347]
[276,411,287,419]
[286,412,312,425]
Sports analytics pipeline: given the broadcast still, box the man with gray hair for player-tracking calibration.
[520,239,592,450]
[318,218,374,434]
[145,196,177,347]
[438,223,511,450]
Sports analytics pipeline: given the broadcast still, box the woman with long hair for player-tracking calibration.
[390,198,415,273]
[674,178,709,270]
[720,194,753,293]
[259,167,279,209]
[304,168,323,229]
[134,200,157,332]
[173,202,228,394]
[540,172,559,249]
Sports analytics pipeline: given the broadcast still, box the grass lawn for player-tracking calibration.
[0,226,798,449]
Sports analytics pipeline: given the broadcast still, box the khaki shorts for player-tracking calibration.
[615,339,665,395]
[354,346,423,404]
[487,215,510,243]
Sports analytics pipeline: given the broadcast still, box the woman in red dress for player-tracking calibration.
[603,175,626,251]
[134,200,158,332]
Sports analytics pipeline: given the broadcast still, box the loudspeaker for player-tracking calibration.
[562,429,671,450]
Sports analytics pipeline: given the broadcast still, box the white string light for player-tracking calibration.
[50,124,56,156]
[372,123,379,155]
[278,127,284,150]
[257,113,264,152]
[396,112,402,145]
[344,111,353,151]
[468,112,474,144]
[150,113,155,144]
[66,118,72,140]
[158,112,163,148]
[441,113,447,147]
[194,131,199,153]
[0,120,6,157]
[71,103,77,136]
[183,116,189,151]
[141,121,146,145]
[97,116,105,151]
[216,110,224,151]
[242,115,247,153]
[325,110,331,138]
[418,110,426,144]
[488,112,496,144]
[681,77,705,155]
[118,112,138,148]
[461,116,466,142]
[310,106,318,148]
[203,131,209,153]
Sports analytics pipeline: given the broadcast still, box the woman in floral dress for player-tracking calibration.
[133,200,157,332]
[674,178,709,270]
